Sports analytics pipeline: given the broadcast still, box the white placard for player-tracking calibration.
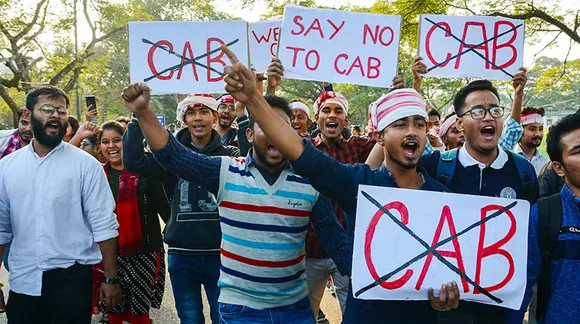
[250,20,282,73]
[352,185,530,310]
[418,14,524,80]
[278,5,401,88]
[128,21,249,95]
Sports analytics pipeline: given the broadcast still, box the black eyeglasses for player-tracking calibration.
[458,106,505,120]
[39,104,69,118]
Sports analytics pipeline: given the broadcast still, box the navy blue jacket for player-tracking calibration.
[291,139,449,324]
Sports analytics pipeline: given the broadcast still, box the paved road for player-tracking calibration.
[0,261,343,324]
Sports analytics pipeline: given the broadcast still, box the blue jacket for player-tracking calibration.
[506,185,580,324]
[291,139,449,323]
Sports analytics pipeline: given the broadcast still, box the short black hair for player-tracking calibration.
[67,116,80,135]
[25,86,70,111]
[546,113,580,164]
[16,107,27,121]
[248,94,292,130]
[115,116,131,125]
[453,80,500,115]
[98,121,126,144]
[522,106,545,117]
[428,108,441,119]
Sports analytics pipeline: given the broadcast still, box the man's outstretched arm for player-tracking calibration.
[121,83,222,194]
[221,46,305,161]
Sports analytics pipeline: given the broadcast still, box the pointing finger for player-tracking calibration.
[220,44,240,66]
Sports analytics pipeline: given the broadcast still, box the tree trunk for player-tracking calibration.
[0,85,20,128]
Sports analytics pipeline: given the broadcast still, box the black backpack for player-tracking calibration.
[536,193,563,321]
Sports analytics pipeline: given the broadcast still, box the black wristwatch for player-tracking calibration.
[103,277,120,284]
[257,76,267,82]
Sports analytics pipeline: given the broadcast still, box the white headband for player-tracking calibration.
[290,102,311,120]
[176,94,218,122]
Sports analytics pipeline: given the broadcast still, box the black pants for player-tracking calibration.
[6,263,93,324]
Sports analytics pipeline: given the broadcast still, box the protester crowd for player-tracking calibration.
[0,39,578,324]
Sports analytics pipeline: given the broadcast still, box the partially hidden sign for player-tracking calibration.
[250,20,282,73]
[278,5,401,88]
[128,21,250,95]
[418,14,524,80]
[352,185,530,310]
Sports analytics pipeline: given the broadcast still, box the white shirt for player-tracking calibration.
[513,144,549,176]
[0,141,118,296]
[458,145,508,190]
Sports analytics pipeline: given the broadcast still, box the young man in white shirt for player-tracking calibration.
[0,86,121,323]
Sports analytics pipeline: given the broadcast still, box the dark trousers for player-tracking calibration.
[6,263,93,324]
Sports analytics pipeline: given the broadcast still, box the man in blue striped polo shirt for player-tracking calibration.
[122,83,350,324]
[220,45,460,323]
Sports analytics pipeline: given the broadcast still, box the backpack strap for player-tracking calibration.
[436,149,459,188]
[509,150,536,202]
[536,193,563,321]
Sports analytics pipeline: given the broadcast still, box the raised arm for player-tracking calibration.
[412,57,427,93]
[122,119,166,182]
[69,121,100,148]
[266,57,283,95]
[510,67,527,124]
[122,83,222,194]
[222,46,305,161]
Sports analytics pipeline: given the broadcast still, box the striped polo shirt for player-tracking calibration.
[215,156,319,309]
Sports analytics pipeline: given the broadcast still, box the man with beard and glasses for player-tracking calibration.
[122,82,350,324]
[221,45,460,324]
[0,86,121,323]
[216,94,239,147]
[514,107,549,175]
[123,94,238,324]
[0,108,33,160]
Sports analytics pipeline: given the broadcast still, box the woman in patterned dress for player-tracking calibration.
[98,121,170,324]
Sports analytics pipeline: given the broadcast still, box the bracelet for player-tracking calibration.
[257,77,267,81]
[103,277,120,284]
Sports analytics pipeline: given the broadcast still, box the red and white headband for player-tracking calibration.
[176,94,218,122]
[370,89,427,132]
[313,91,349,115]
[521,113,543,126]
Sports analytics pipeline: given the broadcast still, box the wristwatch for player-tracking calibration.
[257,76,267,82]
[103,277,120,284]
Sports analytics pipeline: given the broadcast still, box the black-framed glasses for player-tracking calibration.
[39,104,68,118]
[458,106,505,120]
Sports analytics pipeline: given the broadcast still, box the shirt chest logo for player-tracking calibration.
[500,187,517,199]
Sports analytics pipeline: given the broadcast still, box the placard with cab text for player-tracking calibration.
[352,185,530,310]
[128,21,249,95]
[418,14,524,80]
[278,5,401,88]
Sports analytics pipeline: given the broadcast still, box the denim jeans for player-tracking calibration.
[219,296,315,324]
[167,253,220,324]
